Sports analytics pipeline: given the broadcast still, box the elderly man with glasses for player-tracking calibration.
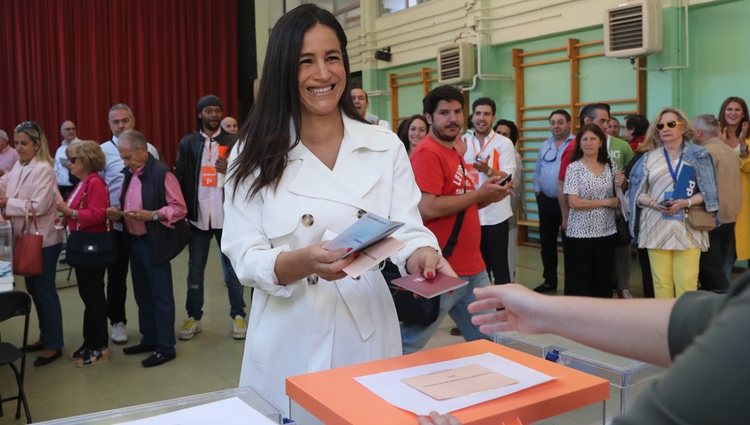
[532,109,574,293]
[55,120,81,200]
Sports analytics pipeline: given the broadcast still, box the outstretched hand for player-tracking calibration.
[307,242,356,281]
[468,284,548,335]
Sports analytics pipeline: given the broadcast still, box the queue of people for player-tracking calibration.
[3,4,749,423]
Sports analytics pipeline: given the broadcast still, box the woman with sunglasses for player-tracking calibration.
[56,140,110,367]
[626,109,718,298]
[0,121,64,365]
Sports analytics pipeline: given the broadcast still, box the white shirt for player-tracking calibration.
[463,130,517,225]
[190,130,224,230]
[54,137,79,186]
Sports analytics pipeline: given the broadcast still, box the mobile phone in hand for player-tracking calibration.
[497,173,513,185]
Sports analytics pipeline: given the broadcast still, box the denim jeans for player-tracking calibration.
[25,243,63,350]
[130,237,176,355]
[401,270,491,354]
[185,227,245,320]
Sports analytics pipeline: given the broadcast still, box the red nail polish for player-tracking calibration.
[427,272,434,278]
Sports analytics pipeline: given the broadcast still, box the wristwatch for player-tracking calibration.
[151,211,160,222]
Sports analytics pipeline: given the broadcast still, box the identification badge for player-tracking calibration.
[200,165,218,187]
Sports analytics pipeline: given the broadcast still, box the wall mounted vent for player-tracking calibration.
[604,0,662,58]
[437,43,476,85]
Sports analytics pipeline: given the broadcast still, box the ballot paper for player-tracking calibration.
[354,352,554,415]
[115,397,277,425]
[402,364,518,400]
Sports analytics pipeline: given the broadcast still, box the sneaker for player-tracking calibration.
[231,315,247,339]
[111,322,128,344]
[178,318,202,340]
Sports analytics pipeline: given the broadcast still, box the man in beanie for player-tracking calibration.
[174,94,247,340]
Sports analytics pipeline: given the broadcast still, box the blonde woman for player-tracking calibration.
[0,121,64,366]
[626,109,719,298]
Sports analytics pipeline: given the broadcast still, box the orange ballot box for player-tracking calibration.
[287,340,609,425]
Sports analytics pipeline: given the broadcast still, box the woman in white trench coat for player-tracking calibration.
[222,4,451,415]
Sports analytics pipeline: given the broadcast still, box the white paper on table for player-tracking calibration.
[354,353,554,416]
[115,397,277,425]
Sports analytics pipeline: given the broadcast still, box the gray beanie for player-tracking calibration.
[196,95,223,112]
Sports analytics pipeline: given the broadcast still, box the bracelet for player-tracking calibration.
[486,168,493,177]
[687,198,693,208]
[71,210,78,220]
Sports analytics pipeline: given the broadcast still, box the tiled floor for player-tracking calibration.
[0,244,646,423]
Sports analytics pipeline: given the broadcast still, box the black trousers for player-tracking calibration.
[536,194,563,288]
[481,220,511,284]
[106,230,130,325]
[563,235,615,298]
[638,248,655,298]
[75,265,108,349]
[699,223,735,292]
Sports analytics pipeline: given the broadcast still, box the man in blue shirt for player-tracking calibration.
[532,109,573,292]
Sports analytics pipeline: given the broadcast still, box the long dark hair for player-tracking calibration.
[228,4,362,199]
[572,123,610,165]
[397,114,428,153]
[718,96,750,139]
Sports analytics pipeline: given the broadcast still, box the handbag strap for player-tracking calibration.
[22,204,39,235]
[442,209,465,258]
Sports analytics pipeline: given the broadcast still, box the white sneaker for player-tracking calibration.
[111,322,128,344]
[179,318,202,340]
[231,315,247,339]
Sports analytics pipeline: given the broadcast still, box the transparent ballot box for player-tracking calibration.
[494,332,665,424]
[35,387,284,425]
[0,220,12,292]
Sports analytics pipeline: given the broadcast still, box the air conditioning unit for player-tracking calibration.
[604,0,663,58]
[437,43,476,85]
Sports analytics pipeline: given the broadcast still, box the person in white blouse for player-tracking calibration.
[222,4,451,416]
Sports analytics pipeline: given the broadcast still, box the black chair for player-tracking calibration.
[0,290,32,423]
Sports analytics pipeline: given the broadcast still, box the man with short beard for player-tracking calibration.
[402,85,510,353]
[174,95,247,341]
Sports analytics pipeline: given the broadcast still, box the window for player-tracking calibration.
[379,0,430,16]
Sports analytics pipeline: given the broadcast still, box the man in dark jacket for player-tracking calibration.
[107,130,189,367]
[174,95,246,341]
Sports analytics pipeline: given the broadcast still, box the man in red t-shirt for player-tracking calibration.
[403,85,510,353]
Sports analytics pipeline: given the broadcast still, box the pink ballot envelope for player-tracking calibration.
[390,273,468,299]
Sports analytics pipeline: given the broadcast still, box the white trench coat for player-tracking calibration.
[222,114,439,415]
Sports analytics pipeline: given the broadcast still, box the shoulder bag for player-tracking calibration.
[13,205,43,276]
[685,205,716,231]
[65,188,118,268]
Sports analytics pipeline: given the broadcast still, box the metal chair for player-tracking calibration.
[0,290,32,423]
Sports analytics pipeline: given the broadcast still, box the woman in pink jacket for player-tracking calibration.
[0,121,64,366]
[56,140,110,367]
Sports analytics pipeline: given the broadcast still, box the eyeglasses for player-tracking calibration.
[67,157,80,164]
[62,127,76,131]
[656,121,682,131]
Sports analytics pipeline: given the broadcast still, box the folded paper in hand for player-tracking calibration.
[390,273,468,299]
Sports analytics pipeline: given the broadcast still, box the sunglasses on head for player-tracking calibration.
[656,121,682,131]
[15,121,40,133]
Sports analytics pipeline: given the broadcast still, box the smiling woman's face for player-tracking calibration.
[297,24,346,121]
